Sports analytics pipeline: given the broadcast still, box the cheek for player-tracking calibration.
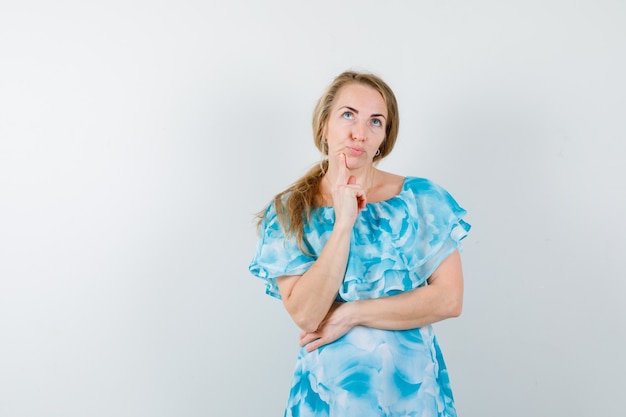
[325,122,344,140]
[372,130,385,145]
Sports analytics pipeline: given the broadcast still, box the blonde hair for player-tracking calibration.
[256,70,400,253]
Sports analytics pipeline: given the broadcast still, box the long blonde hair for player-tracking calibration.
[256,70,400,253]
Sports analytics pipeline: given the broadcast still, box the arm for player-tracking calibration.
[300,249,464,351]
[352,249,464,329]
[276,225,351,333]
[277,154,367,333]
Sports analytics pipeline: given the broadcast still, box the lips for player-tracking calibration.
[347,147,365,156]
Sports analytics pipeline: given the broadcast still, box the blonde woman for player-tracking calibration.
[250,70,470,416]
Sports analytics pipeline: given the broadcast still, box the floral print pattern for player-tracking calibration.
[249,177,470,416]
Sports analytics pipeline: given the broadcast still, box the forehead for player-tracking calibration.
[333,83,387,115]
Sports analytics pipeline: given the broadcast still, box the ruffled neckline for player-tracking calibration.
[313,177,409,210]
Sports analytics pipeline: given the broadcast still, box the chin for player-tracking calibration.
[345,158,372,170]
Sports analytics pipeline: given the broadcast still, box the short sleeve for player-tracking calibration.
[405,177,471,282]
[248,203,315,299]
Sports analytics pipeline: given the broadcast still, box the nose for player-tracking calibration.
[351,120,367,141]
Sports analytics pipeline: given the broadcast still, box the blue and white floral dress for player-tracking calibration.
[249,177,470,417]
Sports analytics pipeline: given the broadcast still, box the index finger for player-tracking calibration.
[336,153,350,186]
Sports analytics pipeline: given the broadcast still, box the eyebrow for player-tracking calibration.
[341,106,387,120]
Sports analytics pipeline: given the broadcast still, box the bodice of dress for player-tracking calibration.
[249,176,470,302]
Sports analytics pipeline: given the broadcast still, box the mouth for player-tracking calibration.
[347,147,366,156]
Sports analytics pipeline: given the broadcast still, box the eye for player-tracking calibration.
[341,111,354,120]
[371,118,382,127]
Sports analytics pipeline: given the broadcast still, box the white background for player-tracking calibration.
[1,1,624,416]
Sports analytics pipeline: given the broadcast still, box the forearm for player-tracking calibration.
[279,226,352,332]
[298,282,462,353]
[348,284,463,331]
[347,250,464,330]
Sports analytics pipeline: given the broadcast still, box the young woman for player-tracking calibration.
[250,70,471,416]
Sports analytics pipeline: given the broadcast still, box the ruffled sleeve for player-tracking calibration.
[248,202,315,300]
[404,177,471,283]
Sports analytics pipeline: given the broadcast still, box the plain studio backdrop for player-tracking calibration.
[1,1,624,416]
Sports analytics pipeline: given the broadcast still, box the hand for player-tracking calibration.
[299,302,354,352]
[331,154,366,228]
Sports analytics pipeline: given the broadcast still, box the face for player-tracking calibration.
[324,83,387,170]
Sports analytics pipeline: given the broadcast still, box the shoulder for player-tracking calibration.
[258,198,282,232]
[402,176,465,210]
[403,176,446,195]
[370,172,454,203]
